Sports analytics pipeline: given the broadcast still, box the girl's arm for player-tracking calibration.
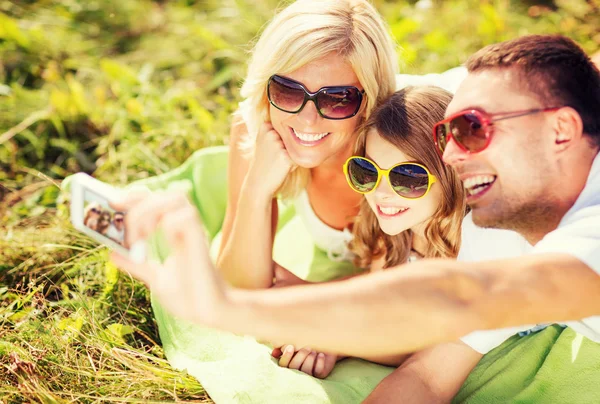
[363,341,482,403]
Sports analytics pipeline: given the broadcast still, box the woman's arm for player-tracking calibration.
[216,117,284,289]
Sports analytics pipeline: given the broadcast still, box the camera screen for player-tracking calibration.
[83,189,129,249]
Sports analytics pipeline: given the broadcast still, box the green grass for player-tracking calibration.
[1,0,599,402]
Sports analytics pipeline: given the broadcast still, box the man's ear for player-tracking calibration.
[592,51,600,70]
[553,106,583,151]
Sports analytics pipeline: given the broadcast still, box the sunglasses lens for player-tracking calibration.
[317,87,362,119]
[346,157,379,193]
[268,76,306,113]
[389,164,430,199]
[435,124,448,155]
[451,113,488,152]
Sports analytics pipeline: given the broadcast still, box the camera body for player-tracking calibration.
[69,173,146,263]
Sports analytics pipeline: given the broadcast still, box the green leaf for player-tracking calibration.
[0,13,30,48]
[391,18,420,42]
[107,323,134,338]
[187,98,215,133]
[103,260,120,297]
[100,59,139,86]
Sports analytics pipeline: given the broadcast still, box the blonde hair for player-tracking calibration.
[349,86,467,269]
[238,0,399,199]
[83,202,101,227]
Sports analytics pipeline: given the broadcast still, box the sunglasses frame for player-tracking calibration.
[267,75,365,120]
[432,107,563,156]
[343,156,438,200]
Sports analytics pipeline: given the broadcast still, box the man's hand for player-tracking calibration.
[109,191,228,327]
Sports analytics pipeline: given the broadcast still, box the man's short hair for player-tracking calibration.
[466,35,600,146]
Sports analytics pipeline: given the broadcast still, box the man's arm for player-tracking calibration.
[222,253,600,357]
[114,193,600,359]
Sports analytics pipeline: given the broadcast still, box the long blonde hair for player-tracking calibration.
[349,86,466,269]
[238,0,399,199]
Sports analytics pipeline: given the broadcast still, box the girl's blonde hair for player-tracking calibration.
[349,86,467,269]
[239,0,399,199]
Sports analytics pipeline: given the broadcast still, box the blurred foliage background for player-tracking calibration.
[1,0,599,188]
[0,0,599,401]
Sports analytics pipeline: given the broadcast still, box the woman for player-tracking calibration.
[206,0,402,381]
[83,202,102,231]
[216,0,398,291]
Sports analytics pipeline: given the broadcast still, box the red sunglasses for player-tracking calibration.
[432,107,562,155]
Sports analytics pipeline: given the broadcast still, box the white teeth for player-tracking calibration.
[293,128,329,142]
[464,175,496,196]
[379,206,408,215]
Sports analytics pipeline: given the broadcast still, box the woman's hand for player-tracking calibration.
[247,122,295,196]
[109,191,228,327]
[272,345,340,379]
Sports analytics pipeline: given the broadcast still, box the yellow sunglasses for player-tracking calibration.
[343,156,437,200]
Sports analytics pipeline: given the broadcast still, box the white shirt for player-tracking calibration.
[396,66,468,93]
[106,224,125,244]
[459,152,600,353]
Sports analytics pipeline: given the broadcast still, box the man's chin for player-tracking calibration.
[470,207,502,229]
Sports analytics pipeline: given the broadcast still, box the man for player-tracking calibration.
[113,35,600,401]
[106,211,125,245]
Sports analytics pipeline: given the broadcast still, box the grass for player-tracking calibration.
[1,0,599,402]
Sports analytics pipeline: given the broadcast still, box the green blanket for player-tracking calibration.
[455,325,600,403]
[63,146,600,403]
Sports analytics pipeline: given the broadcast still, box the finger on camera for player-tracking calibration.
[125,192,190,245]
[161,205,208,284]
[109,189,151,211]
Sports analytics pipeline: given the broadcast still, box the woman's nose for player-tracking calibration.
[296,100,320,126]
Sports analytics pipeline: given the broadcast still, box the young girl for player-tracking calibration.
[348,85,465,270]
[275,86,475,385]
